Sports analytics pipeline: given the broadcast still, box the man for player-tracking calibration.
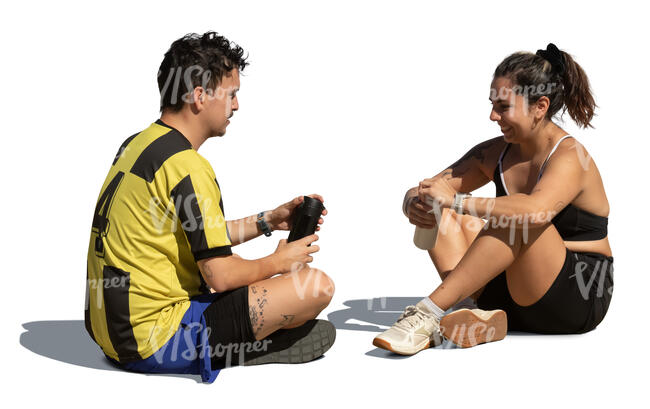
[85,31,335,383]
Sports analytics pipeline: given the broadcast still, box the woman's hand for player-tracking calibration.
[405,197,440,229]
[418,177,457,209]
[267,194,327,231]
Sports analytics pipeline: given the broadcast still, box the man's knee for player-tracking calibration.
[307,268,334,307]
[315,269,335,305]
[290,267,335,308]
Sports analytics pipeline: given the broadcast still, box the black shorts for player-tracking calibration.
[477,247,614,334]
[202,286,257,369]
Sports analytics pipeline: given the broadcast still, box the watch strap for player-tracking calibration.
[257,212,272,237]
[451,193,471,215]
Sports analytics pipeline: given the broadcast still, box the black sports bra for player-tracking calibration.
[493,135,608,241]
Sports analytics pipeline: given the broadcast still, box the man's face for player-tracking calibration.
[203,69,240,137]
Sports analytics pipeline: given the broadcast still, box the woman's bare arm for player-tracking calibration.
[462,143,585,227]
[403,137,503,227]
[441,136,503,193]
[404,137,502,207]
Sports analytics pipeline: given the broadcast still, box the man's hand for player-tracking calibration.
[267,194,327,231]
[271,235,320,273]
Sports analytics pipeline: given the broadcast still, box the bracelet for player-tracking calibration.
[451,193,471,215]
[257,211,272,237]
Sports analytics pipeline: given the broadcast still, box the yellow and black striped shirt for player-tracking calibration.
[85,119,232,362]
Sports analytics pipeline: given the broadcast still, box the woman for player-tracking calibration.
[373,43,614,354]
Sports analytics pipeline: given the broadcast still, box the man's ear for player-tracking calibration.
[191,86,206,112]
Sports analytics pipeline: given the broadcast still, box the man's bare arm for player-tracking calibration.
[226,212,272,246]
[198,234,319,292]
[198,254,278,293]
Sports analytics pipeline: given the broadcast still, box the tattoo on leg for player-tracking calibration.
[280,314,296,326]
[250,286,269,336]
[249,305,259,328]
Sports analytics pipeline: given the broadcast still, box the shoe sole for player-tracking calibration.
[372,336,432,355]
[243,320,336,366]
[440,309,507,348]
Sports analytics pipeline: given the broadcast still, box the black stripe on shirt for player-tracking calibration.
[102,265,140,362]
[112,132,139,166]
[193,246,233,261]
[214,177,225,215]
[84,267,96,343]
[170,175,233,261]
[130,130,192,182]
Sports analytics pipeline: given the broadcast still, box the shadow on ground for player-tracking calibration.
[327,297,421,332]
[19,320,201,382]
[21,302,541,369]
[327,297,539,359]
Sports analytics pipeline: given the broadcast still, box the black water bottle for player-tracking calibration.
[287,196,325,243]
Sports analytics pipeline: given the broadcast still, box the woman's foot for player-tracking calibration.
[440,308,507,348]
[372,300,443,355]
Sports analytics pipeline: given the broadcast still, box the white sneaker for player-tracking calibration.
[372,300,443,355]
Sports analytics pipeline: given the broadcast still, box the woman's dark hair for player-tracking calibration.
[157,31,249,112]
[493,45,596,128]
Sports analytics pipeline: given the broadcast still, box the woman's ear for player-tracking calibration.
[534,96,550,120]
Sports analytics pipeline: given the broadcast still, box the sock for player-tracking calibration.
[417,297,445,321]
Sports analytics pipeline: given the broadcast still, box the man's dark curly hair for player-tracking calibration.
[157,31,249,112]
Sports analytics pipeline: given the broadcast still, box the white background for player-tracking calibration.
[1,0,648,407]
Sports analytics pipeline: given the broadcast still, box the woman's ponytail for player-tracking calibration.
[560,51,597,128]
[494,44,597,129]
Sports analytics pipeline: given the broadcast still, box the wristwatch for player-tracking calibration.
[257,212,272,237]
[451,193,471,215]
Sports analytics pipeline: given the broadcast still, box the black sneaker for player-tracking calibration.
[243,319,336,366]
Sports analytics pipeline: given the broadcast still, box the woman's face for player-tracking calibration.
[489,76,538,142]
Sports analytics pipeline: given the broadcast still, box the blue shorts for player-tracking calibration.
[106,287,255,383]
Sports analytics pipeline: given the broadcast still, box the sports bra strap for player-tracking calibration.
[498,142,510,164]
[537,135,574,181]
[497,143,512,195]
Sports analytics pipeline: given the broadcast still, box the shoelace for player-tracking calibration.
[394,305,428,331]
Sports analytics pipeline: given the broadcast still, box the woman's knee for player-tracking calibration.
[473,220,530,255]
[459,214,486,243]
